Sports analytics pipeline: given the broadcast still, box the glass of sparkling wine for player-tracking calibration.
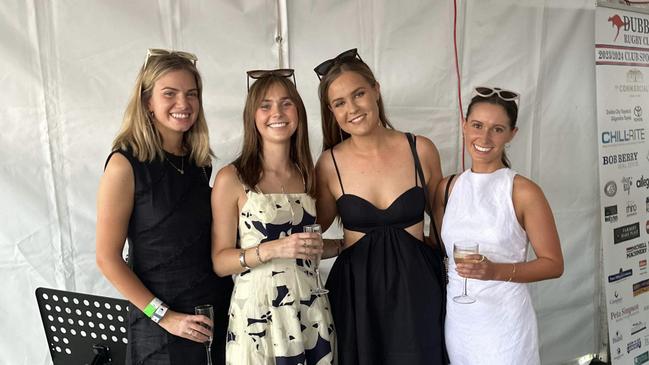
[453,241,480,304]
[304,224,329,295]
[194,304,214,365]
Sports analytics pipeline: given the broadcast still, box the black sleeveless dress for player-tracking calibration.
[325,134,446,365]
[106,150,234,365]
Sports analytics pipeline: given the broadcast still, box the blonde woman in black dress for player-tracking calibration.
[96,49,233,365]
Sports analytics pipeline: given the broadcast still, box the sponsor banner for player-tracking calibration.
[627,242,648,258]
[609,267,634,283]
[603,152,640,169]
[597,5,649,365]
[608,205,621,223]
[614,222,641,243]
[632,321,648,336]
[628,338,641,353]
[634,279,649,296]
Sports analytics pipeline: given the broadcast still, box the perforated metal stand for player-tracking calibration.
[35,287,129,365]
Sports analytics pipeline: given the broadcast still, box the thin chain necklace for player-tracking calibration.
[260,169,296,222]
[280,184,296,222]
[165,155,184,174]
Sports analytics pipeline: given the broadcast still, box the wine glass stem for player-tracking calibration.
[315,268,323,289]
[463,278,468,296]
[205,345,212,365]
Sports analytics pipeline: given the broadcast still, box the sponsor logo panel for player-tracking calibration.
[605,181,618,197]
[610,290,624,305]
[613,329,625,344]
[602,151,640,168]
[601,129,646,146]
[635,105,644,122]
[628,201,639,217]
[606,205,619,223]
[610,304,640,322]
[624,176,634,195]
[633,321,648,336]
[609,268,634,283]
[638,175,649,189]
[615,222,641,244]
[633,278,649,297]
[628,242,648,258]
[628,338,641,353]
[614,345,625,361]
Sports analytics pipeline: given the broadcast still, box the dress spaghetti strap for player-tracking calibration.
[330,148,345,194]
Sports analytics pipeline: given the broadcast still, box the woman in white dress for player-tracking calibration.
[211,70,335,365]
[433,87,564,365]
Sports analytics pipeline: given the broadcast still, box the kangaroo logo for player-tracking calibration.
[608,14,627,41]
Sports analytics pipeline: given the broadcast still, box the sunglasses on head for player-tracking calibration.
[143,48,198,69]
[313,48,364,80]
[246,69,296,91]
[472,86,520,103]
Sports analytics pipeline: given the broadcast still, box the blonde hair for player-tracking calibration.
[112,53,213,166]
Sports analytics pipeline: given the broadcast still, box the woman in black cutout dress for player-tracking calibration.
[96,50,233,365]
[313,49,448,364]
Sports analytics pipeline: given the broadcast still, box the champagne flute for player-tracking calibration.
[452,241,480,304]
[304,224,329,295]
[194,304,214,365]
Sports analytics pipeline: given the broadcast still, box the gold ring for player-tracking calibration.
[303,240,307,248]
[478,255,486,263]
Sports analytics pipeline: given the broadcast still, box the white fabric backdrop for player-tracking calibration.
[0,0,611,364]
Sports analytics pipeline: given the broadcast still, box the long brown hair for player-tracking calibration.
[317,58,394,151]
[233,76,315,196]
[112,52,213,166]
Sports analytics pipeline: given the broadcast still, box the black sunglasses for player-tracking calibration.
[313,48,364,80]
[246,69,296,91]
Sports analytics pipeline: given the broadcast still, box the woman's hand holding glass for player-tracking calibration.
[262,232,323,261]
[455,253,493,281]
[453,241,481,304]
[159,310,213,343]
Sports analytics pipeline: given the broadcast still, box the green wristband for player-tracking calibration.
[143,297,162,318]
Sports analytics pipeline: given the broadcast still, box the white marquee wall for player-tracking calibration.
[0,1,615,364]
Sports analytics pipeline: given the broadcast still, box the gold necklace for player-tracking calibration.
[165,155,184,174]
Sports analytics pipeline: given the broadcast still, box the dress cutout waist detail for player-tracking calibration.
[336,186,425,233]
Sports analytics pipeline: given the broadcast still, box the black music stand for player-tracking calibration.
[35,287,130,365]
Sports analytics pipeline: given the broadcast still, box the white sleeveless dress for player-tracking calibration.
[441,168,540,365]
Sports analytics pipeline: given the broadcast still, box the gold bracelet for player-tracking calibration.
[507,263,516,282]
[256,243,267,264]
[239,249,251,270]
